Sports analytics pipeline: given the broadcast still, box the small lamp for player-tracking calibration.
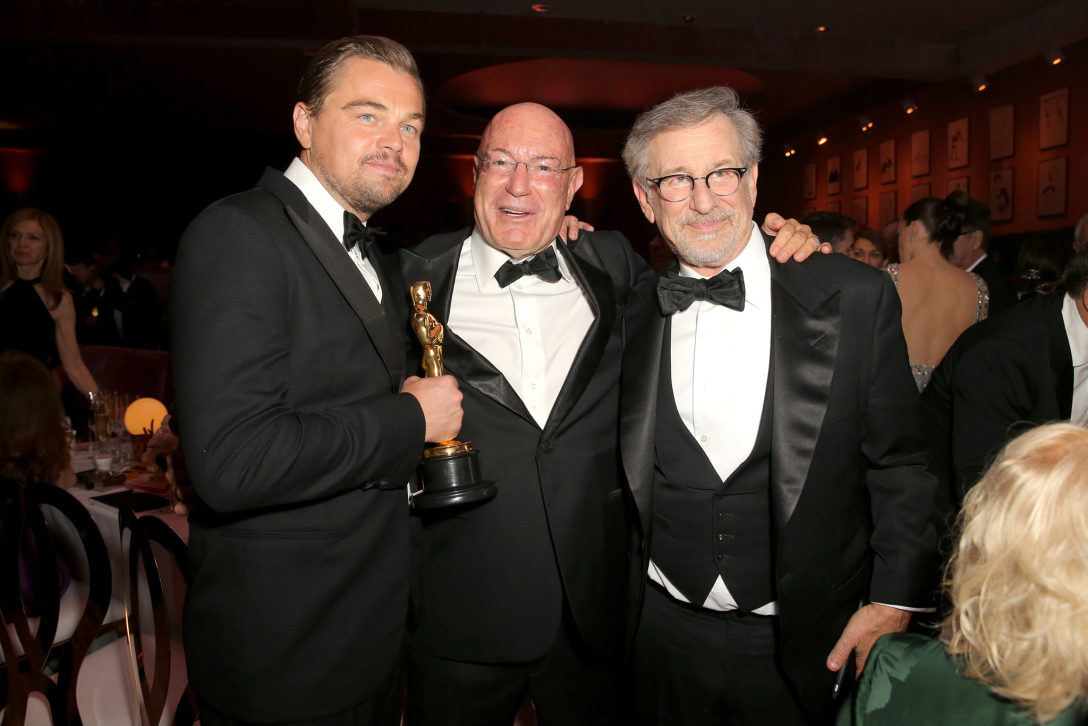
[125,397,168,435]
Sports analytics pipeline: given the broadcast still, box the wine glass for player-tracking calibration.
[88,391,111,453]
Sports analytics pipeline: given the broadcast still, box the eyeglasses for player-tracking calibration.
[646,167,748,202]
[476,155,577,182]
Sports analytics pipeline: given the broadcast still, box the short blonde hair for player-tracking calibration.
[945,423,1088,723]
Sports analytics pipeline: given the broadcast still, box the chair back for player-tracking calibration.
[0,480,112,726]
[116,507,197,726]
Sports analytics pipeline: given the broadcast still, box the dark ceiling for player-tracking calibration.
[1,0,1085,245]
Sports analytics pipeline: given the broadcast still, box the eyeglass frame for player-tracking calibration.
[475,154,578,181]
[645,167,749,202]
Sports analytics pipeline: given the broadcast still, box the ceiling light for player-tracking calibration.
[530,3,551,13]
[971,74,987,92]
[902,98,918,115]
[682,15,694,23]
[816,135,828,146]
[1046,47,1064,65]
[783,144,796,157]
[858,116,873,131]
[815,25,827,32]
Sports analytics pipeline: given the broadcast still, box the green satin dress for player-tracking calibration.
[836,633,1084,725]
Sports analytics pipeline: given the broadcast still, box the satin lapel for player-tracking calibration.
[1046,293,1074,419]
[769,260,841,530]
[620,284,667,538]
[400,239,535,425]
[544,241,616,433]
[281,203,402,389]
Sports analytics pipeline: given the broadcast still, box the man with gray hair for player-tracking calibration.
[618,87,938,725]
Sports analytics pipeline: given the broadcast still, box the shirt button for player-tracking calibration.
[700,435,708,443]
[525,327,533,335]
[541,440,554,453]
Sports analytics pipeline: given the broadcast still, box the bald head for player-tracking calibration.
[472,103,583,259]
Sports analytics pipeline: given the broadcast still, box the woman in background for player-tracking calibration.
[849,225,888,269]
[887,192,989,390]
[839,422,1088,725]
[1,207,99,398]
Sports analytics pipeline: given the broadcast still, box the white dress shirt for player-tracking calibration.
[283,158,382,302]
[448,230,594,428]
[648,222,778,614]
[1061,292,1088,425]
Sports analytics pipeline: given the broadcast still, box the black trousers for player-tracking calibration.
[633,582,814,726]
[198,667,402,726]
[405,609,617,726]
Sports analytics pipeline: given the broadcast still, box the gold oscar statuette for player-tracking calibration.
[409,281,496,509]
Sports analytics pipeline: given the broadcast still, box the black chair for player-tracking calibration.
[0,479,113,726]
[75,507,197,725]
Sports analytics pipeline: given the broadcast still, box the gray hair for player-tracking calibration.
[622,86,763,189]
[297,35,424,116]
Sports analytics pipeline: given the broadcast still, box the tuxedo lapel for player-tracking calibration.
[401,233,536,425]
[620,284,667,539]
[260,170,403,388]
[769,259,841,530]
[1045,293,1074,419]
[544,241,616,434]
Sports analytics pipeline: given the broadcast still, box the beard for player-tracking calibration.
[667,207,753,269]
[312,150,411,217]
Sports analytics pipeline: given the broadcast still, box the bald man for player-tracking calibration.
[399,103,820,725]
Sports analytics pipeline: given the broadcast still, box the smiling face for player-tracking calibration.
[632,114,758,275]
[472,103,584,260]
[293,56,424,219]
[7,219,48,273]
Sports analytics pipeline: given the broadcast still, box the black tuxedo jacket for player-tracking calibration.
[400,228,652,664]
[924,291,1072,503]
[170,169,424,722]
[972,256,1017,315]
[620,237,938,721]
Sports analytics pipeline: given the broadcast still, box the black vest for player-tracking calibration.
[650,325,776,612]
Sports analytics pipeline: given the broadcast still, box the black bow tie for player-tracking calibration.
[494,246,562,288]
[656,267,746,314]
[343,211,385,253]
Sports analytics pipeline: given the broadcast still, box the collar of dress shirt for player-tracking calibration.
[283,157,363,242]
[676,221,770,310]
[965,253,987,273]
[467,228,571,292]
[1062,292,1088,367]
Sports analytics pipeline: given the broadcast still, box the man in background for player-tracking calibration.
[946,195,1016,314]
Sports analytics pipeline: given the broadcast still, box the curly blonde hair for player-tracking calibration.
[945,422,1088,723]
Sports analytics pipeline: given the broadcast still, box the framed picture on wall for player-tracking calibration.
[910,130,929,177]
[803,162,816,199]
[989,168,1014,222]
[879,190,897,228]
[879,139,896,184]
[1039,88,1068,150]
[827,200,841,213]
[827,156,841,195]
[947,118,969,169]
[853,148,868,190]
[989,104,1014,160]
[911,183,931,203]
[852,196,868,226]
[948,176,969,194]
[1037,157,1067,216]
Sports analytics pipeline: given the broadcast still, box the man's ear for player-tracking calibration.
[293,103,313,149]
[565,166,584,210]
[632,180,655,224]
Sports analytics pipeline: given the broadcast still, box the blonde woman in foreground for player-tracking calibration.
[838,422,1088,725]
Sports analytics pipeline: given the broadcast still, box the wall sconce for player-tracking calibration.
[902,98,918,114]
